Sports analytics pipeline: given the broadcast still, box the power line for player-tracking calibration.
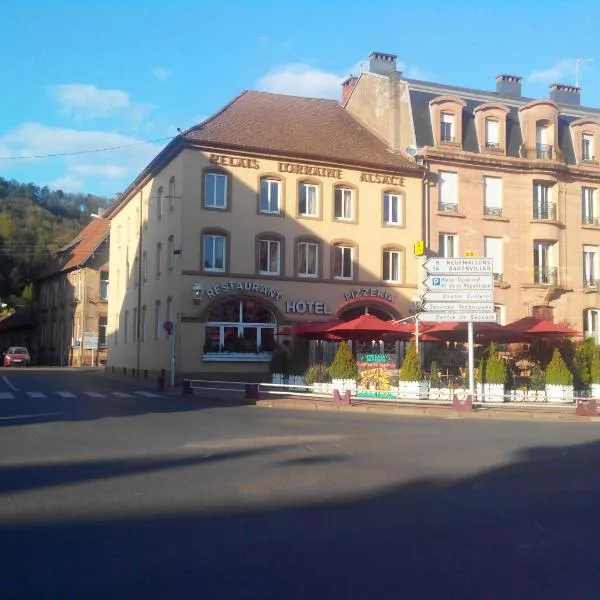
[0,135,175,161]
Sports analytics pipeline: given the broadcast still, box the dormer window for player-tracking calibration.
[583,134,594,161]
[441,113,455,143]
[536,122,552,159]
[485,119,499,149]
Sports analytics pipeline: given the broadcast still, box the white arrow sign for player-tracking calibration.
[417,312,499,323]
[422,291,494,302]
[423,275,494,291]
[422,302,495,312]
[423,257,493,274]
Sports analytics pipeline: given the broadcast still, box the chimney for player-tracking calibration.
[340,75,359,104]
[496,74,522,97]
[369,51,397,76]
[549,83,581,105]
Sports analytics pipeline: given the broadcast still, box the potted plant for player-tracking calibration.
[304,363,332,395]
[528,362,546,401]
[328,341,358,395]
[480,343,508,402]
[428,360,449,400]
[545,348,574,403]
[590,349,600,399]
[399,342,428,399]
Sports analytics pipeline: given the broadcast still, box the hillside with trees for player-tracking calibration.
[0,177,109,307]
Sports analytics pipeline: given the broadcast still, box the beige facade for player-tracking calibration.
[345,53,600,336]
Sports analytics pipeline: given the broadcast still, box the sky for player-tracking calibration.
[2,0,600,198]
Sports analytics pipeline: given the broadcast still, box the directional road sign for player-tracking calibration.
[422,302,495,313]
[423,274,494,291]
[417,312,499,323]
[423,257,493,274]
[422,291,494,303]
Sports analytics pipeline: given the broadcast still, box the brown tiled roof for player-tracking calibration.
[39,218,109,279]
[185,90,420,172]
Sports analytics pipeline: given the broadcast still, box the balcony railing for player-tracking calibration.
[493,272,504,283]
[439,202,458,212]
[582,153,595,162]
[485,141,500,150]
[536,143,553,159]
[441,135,456,143]
[583,215,600,226]
[484,206,503,217]
[534,266,558,285]
[533,202,557,221]
[584,278,600,289]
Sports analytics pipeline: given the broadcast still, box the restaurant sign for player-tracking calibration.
[344,288,395,303]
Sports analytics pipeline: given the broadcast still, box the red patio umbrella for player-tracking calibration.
[278,319,343,340]
[416,321,514,344]
[505,317,580,338]
[326,314,412,339]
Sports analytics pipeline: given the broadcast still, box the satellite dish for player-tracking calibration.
[405,145,418,157]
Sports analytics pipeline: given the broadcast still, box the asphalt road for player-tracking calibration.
[1,368,600,599]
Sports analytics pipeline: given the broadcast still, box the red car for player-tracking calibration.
[4,347,31,367]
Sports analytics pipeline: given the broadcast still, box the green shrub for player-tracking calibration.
[530,362,545,390]
[304,364,332,385]
[545,348,574,386]
[268,346,289,374]
[429,360,441,387]
[483,343,508,385]
[573,337,596,387]
[590,349,600,384]
[329,341,358,380]
[399,343,423,382]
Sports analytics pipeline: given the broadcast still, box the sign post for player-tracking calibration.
[418,258,495,397]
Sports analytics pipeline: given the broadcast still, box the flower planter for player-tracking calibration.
[591,383,600,399]
[479,383,506,403]
[331,378,357,395]
[545,384,574,404]
[428,387,452,401]
[398,380,429,399]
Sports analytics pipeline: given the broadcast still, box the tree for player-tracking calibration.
[545,348,574,386]
[399,343,423,381]
[329,341,358,380]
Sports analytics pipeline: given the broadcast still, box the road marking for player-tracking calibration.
[83,391,105,398]
[26,392,46,398]
[135,391,160,397]
[112,392,134,398]
[55,391,77,398]
[2,376,18,391]
[0,392,15,400]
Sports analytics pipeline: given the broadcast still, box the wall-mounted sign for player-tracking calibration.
[209,154,260,169]
[278,162,342,179]
[200,280,283,301]
[360,173,405,186]
[285,300,332,315]
[344,288,394,303]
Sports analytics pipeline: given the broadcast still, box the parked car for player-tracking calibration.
[4,347,31,367]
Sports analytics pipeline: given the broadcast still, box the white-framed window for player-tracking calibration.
[483,176,502,216]
[583,245,599,287]
[204,172,228,209]
[98,316,107,347]
[485,119,500,149]
[154,300,161,340]
[334,187,354,220]
[383,192,402,225]
[533,183,556,220]
[536,123,552,159]
[439,233,457,257]
[99,270,109,300]
[141,306,146,342]
[333,245,353,279]
[582,134,594,161]
[383,249,402,283]
[156,243,162,279]
[438,171,458,211]
[297,242,318,277]
[157,187,163,220]
[582,187,598,225]
[259,178,281,213]
[168,176,176,211]
[484,237,503,282]
[584,308,600,342]
[494,305,506,325]
[124,310,129,344]
[441,112,455,142]
[167,236,175,271]
[299,182,318,217]
[258,239,280,275]
[533,240,556,284]
[142,251,148,284]
[203,234,225,271]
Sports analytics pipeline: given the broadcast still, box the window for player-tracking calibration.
[441,112,455,142]
[438,171,458,211]
[383,192,402,225]
[584,308,600,342]
[133,307,138,341]
[156,243,162,279]
[203,234,225,271]
[124,311,129,344]
[483,177,502,216]
[536,123,552,159]
[168,176,176,211]
[582,187,598,225]
[334,187,354,220]
[99,270,109,301]
[98,316,107,347]
[259,178,281,213]
[154,300,161,340]
[204,172,228,209]
[484,237,503,282]
[485,119,500,149]
[494,305,505,325]
[583,245,599,288]
[297,241,318,277]
[383,249,402,282]
[533,183,556,220]
[333,244,353,279]
[142,251,148,284]
[258,239,280,275]
[439,233,457,257]
[167,236,175,270]
[582,134,594,161]
[157,187,163,220]
[204,299,276,357]
[141,306,146,342]
[533,241,556,284]
[298,182,318,217]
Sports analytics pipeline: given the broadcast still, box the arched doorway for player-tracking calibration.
[336,298,401,322]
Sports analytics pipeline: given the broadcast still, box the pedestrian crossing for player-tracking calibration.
[0,390,163,400]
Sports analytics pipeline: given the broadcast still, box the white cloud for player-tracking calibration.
[51,84,154,121]
[405,66,431,81]
[70,164,129,178]
[528,59,576,83]
[153,67,171,82]
[44,175,85,193]
[256,63,345,99]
